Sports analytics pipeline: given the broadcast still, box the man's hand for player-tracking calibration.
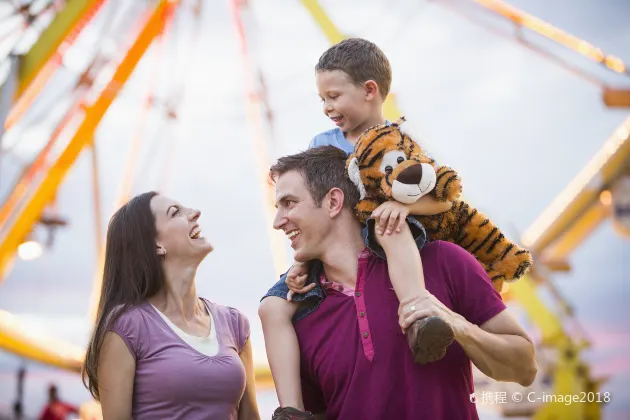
[286,261,315,301]
[398,293,466,336]
[371,201,410,235]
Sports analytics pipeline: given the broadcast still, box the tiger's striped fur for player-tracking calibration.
[347,118,533,292]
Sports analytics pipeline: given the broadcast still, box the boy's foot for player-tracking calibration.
[272,406,316,420]
[407,316,454,364]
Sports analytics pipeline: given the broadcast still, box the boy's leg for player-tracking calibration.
[259,296,306,411]
[376,223,454,364]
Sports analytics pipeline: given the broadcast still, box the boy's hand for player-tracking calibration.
[371,201,410,235]
[286,261,315,301]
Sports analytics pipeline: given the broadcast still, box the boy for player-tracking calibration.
[259,38,454,420]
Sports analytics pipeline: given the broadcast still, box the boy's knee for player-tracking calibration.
[258,296,296,324]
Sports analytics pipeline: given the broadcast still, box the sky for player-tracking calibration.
[0,0,629,418]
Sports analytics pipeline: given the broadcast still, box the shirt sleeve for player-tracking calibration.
[108,307,145,360]
[437,241,507,326]
[229,307,251,354]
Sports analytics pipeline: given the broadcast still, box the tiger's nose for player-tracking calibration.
[397,165,423,185]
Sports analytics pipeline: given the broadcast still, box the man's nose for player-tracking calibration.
[273,209,286,231]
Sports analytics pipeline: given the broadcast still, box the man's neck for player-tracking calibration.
[318,219,366,289]
[345,112,386,144]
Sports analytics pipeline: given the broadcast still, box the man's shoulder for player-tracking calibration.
[419,240,487,286]
[421,240,475,263]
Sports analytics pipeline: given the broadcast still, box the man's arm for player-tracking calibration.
[400,294,537,387]
[452,309,538,386]
[398,241,537,387]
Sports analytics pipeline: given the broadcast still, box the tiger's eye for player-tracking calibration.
[385,166,393,174]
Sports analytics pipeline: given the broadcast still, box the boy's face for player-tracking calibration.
[316,70,373,134]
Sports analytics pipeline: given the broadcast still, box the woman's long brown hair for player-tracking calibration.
[82,191,165,400]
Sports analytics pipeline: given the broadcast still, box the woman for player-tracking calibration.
[82,191,260,419]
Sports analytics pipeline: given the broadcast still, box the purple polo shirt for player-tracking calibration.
[295,240,507,420]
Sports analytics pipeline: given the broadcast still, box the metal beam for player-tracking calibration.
[521,117,630,254]
[469,0,628,77]
[0,0,177,282]
[2,0,107,131]
[0,310,84,372]
[540,201,609,265]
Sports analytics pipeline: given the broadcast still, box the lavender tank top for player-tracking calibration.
[110,298,250,419]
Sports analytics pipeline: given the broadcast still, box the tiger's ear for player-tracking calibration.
[391,116,406,127]
[347,155,367,200]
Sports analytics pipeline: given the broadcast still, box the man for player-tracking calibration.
[260,145,538,419]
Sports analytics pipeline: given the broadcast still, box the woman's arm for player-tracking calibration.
[98,331,135,420]
[238,337,261,420]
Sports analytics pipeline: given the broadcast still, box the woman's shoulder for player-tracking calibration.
[201,299,250,352]
[107,302,154,332]
[203,299,248,324]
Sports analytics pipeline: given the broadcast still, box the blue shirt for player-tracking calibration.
[309,127,355,154]
[309,121,391,155]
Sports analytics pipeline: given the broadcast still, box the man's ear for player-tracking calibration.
[363,80,379,101]
[326,188,345,218]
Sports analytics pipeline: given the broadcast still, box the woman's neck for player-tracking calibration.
[150,264,202,321]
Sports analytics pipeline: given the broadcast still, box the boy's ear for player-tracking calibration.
[363,80,379,100]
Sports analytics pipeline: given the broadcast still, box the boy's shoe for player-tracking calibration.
[407,316,455,364]
[272,407,316,420]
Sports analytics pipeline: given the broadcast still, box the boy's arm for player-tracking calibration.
[407,194,453,215]
[371,196,451,236]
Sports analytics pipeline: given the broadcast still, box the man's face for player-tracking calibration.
[273,170,330,262]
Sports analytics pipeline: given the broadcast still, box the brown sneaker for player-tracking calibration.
[272,407,316,420]
[407,316,454,364]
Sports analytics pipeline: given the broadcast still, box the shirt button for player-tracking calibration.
[355,291,362,297]
[359,311,365,317]
[363,331,369,338]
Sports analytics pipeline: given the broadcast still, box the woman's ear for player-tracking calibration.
[156,245,167,258]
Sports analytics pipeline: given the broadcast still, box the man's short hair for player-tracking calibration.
[269,146,360,211]
[315,37,392,99]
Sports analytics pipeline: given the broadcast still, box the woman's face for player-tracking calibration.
[150,195,213,263]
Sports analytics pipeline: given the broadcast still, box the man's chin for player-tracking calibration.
[293,250,311,263]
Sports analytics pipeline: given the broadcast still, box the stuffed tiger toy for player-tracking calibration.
[346,117,533,292]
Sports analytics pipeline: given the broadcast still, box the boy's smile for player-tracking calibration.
[316,69,384,142]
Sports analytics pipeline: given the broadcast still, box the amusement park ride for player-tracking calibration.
[0,0,628,418]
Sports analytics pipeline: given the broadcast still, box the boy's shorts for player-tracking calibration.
[261,216,428,322]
